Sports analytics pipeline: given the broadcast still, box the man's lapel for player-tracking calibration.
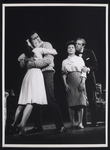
[82,49,87,60]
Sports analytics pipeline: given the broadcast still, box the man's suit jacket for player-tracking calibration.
[77,48,98,90]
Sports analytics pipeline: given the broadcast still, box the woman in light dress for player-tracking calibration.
[62,40,87,129]
[11,44,57,136]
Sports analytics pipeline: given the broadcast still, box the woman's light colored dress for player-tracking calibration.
[62,55,87,107]
[18,47,57,105]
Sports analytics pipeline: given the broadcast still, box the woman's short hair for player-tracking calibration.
[66,40,75,48]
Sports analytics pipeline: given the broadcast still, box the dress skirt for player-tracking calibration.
[66,71,86,107]
[18,68,47,105]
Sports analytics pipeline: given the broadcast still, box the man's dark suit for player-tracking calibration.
[76,48,98,126]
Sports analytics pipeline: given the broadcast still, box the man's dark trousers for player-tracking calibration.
[34,71,64,130]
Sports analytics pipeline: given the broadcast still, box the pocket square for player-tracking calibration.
[86,58,90,60]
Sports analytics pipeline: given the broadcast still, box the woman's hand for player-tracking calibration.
[65,84,70,92]
[78,82,85,92]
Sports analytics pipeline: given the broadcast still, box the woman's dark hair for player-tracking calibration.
[66,40,75,49]
[23,44,34,58]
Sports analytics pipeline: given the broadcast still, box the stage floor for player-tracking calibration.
[4,121,106,147]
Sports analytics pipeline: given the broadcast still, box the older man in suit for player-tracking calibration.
[75,38,98,127]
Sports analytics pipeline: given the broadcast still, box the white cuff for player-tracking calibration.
[87,67,90,73]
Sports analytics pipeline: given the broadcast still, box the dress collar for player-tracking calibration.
[68,55,76,59]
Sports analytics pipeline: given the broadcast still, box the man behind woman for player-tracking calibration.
[75,38,98,127]
[62,39,98,128]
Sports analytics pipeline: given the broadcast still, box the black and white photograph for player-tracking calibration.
[2,2,108,148]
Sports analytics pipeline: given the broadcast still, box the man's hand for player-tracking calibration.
[78,82,85,92]
[81,66,90,73]
[24,57,30,63]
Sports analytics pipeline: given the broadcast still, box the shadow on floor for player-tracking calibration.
[4,121,106,146]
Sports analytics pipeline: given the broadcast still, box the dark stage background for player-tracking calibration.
[5,6,106,121]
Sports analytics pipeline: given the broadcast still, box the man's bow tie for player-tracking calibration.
[75,51,83,55]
